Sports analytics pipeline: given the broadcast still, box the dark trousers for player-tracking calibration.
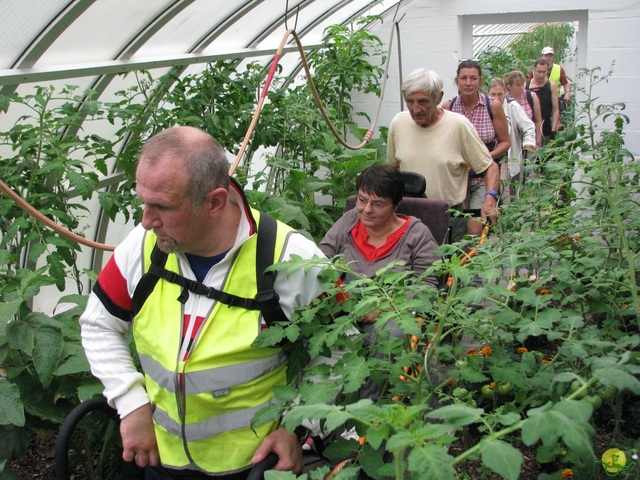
[146,465,250,480]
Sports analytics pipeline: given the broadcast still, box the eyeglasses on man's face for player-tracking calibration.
[355,195,393,210]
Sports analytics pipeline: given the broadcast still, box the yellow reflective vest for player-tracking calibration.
[133,209,291,474]
[549,64,561,87]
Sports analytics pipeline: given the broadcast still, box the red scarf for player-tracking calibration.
[351,217,410,262]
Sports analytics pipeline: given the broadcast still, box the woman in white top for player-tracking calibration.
[504,70,542,148]
[488,78,536,202]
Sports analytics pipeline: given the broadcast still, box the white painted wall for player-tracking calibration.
[355,0,640,158]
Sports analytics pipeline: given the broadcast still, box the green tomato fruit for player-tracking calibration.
[453,387,469,398]
[585,395,603,409]
[497,382,513,396]
[599,384,617,401]
[481,384,494,399]
[570,380,587,399]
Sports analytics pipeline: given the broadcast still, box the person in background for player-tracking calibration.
[443,59,510,236]
[320,163,439,288]
[320,163,439,400]
[531,46,571,105]
[504,70,542,148]
[80,126,327,480]
[386,68,499,243]
[526,58,560,146]
[487,78,536,202]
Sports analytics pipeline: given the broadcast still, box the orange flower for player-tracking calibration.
[517,347,528,354]
[490,381,497,388]
[536,288,552,295]
[480,346,492,356]
[447,378,456,386]
[467,348,478,357]
[541,359,551,365]
[561,468,574,478]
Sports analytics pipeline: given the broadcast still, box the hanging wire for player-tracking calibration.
[395,16,405,109]
[230,12,400,173]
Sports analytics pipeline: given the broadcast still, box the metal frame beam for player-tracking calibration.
[0,44,321,86]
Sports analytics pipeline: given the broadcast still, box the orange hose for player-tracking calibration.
[0,178,115,251]
[229,28,375,175]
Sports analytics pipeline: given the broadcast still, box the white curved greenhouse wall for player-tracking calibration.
[357,0,640,158]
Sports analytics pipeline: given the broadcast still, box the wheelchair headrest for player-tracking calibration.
[401,171,426,198]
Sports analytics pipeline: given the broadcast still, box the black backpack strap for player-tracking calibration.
[255,213,288,326]
[147,262,264,310]
[131,244,168,317]
[485,94,493,121]
[448,96,456,110]
[130,213,287,327]
[526,89,534,110]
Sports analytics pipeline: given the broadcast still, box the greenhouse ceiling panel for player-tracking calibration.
[0,0,412,88]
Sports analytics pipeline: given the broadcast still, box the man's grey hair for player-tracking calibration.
[139,126,230,208]
[401,68,443,99]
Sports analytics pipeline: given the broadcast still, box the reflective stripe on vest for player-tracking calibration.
[133,208,292,474]
[153,398,276,442]
[138,351,287,395]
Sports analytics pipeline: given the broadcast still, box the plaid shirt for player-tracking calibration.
[449,94,496,182]
[449,94,496,146]
[515,92,535,121]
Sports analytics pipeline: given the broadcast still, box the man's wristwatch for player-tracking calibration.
[485,190,500,201]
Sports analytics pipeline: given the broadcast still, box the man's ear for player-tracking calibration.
[206,187,228,214]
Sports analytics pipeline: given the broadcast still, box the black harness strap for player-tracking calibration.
[255,214,288,325]
[131,212,287,327]
[131,245,168,318]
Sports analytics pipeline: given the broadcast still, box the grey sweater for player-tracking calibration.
[320,209,439,287]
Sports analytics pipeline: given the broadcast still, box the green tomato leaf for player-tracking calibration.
[425,404,483,426]
[53,344,90,376]
[0,381,25,427]
[480,439,523,480]
[341,356,370,394]
[77,379,104,402]
[6,321,34,355]
[406,444,456,480]
[32,326,64,388]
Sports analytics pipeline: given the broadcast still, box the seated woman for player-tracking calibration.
[320,163,439,288]
[320,163,439,400]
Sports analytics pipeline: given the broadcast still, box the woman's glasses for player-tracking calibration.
[355,196,392,210]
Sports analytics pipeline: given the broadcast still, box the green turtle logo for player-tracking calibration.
[598,448,636,476]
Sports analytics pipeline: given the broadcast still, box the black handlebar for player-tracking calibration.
[55,397,281,480]
[246,452,280,480]
[55,397,119,480]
